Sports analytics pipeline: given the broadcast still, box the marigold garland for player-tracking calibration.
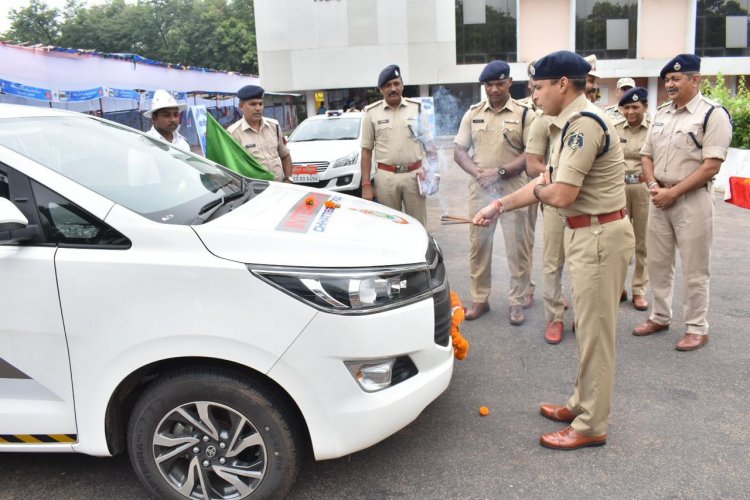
[479,406,490,416]
[324,200,341,209]
[304,196,315,206]
[450,290,470,360]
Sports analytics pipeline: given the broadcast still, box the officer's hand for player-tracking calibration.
[650,187,676,210]
[472,201,503,226]
[475,168,499,189]
[362,183,375,201]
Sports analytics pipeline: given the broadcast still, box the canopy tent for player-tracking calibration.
[0,42,260,112]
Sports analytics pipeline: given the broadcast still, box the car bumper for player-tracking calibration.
[267,298,454,460]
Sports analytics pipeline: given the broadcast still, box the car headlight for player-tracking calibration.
[330,151,359,169]
[248,265,431,314]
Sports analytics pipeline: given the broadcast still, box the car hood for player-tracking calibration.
[192,183,428,267]
[287,139,359,163]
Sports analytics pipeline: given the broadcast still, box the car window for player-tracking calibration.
[289,117,361,142]
[0,116,248,224]
[0,167,8,201]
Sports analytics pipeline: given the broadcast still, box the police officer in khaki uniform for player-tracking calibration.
[474,51,634,450]
[632,54,733,351]
[361,65,434,226]
[454,60,536,325]
[584,55,600,103]
[604,77,636,119]
[228,85,292,182]
[614,87,651,310]
[526,102,569,343]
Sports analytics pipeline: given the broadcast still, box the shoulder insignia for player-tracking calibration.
[567,132,584,150]
[700,95,721,108]
[469,102,483,110]
[657,101,672,110]
[226,121,242,134]
[613,116,626,126]
[605,105,616,111]
[364,100,383,111]
[265,117,280,126]
[534,109,544,117]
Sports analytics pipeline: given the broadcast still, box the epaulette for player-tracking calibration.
[534,108,544,118]
[469,101,483,110]
[364,100,383,111]
[657,101,672,110]
[700,95,721,108]
[604,104,616,111]
[612,116,627,126]
[226,120,242,134]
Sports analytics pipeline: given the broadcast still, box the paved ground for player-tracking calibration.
[1,147,749,499]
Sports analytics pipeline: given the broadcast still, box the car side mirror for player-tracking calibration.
[0,197,28,233]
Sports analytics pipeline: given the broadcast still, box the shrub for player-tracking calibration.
[701,74,750,149]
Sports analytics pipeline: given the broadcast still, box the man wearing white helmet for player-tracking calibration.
[144,89,190,151]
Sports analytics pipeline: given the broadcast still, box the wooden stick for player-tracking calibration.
[441,214,474,223]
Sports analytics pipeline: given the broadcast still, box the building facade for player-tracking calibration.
[255,0,750,131]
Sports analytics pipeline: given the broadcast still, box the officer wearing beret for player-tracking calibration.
[613,87,651,311]
[228,85,292,182]
[605,77,636,119]
[474,50,634,449]
[454,60,537,324]
[361,65,435,226]
[632,54,733,351]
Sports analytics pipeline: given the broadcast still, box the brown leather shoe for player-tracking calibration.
[632,295,649,311]
[539,404,576,422]
[509,304,525,325]
[620,290,628,302]
[540,426,606,450]
[632,319,669,336]
[675,333,708,351]
[465,302,490,321]
[544,322,564,344]
[522,292,535,309]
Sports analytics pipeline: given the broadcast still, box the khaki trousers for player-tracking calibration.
[625,183,649,296]
[565,217,634,436]
[542,205,566,323]
[468,176,536,305]
[646,186,713,334]
[374,169,426,226]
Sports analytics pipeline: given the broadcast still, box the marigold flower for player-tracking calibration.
[305,196,315,206]
[324,200,341,209]
[479,406,490,416]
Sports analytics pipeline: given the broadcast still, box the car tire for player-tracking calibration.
[127,368,302,500]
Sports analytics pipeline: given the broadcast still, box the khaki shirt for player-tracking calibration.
[640,92,733,184]
[525,111,552,161]
[614,115,650,175]
[361,98,429,165]
[454,98,534,169]
[604,105,622,120]
[549,94,626,217]
[227,116,289,180]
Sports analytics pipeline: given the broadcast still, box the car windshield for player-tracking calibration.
[0,115,257,224]
[288,117,361,142]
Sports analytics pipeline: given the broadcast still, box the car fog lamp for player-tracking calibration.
[345,359,395,392]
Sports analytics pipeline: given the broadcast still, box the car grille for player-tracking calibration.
[426,237,451,347]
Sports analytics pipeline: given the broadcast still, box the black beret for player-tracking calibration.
[479,60,510,82]
[618,87,648,107]
[378,64,401,88]
[660,54,701,79]
[528,51,591,80]
[237,85,264,100]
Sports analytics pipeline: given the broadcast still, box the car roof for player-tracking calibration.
[0,103,83,119]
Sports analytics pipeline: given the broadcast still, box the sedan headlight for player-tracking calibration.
[248,265,432,314]
[330,151,359,169]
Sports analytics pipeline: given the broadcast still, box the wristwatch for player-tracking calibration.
[497,166,506,177]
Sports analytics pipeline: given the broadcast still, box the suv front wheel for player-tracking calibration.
[127,368,302,499]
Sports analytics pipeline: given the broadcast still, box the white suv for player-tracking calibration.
[286,111,373,194]
[0,104,453,499]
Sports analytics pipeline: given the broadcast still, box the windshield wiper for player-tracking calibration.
[291,138,325,142]
[192,182,248,224]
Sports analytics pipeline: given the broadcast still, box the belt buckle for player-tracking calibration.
[624,173,639,184]
[395,165,408,173]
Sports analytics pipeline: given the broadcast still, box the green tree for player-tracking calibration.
[4,0,61,45]
[576,1,637,59]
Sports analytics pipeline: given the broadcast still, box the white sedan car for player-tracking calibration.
[286,111,373,194]
[0,104,453,499]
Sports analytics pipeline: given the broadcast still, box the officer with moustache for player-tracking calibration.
[454,60,537,325]
[361,65,434,226]
[474,51,634,449]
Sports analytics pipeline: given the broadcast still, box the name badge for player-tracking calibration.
[504,119,519,124]
[377,119,389,125]
[620,138,628,143]
[472,119,485,123]
[653,122,664,127]
[245,144,257,148]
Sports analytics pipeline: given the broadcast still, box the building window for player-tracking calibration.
[576,0,637,59]
[696,0,750,57]
[455,0,517,65]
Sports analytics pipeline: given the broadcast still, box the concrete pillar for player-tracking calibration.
[306,90,317,118]
[419,84,429,97]
[647,77,658,117]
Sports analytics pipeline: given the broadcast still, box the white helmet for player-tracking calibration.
[144,89,187,118]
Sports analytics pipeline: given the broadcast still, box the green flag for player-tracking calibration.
[205,113,275,181]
